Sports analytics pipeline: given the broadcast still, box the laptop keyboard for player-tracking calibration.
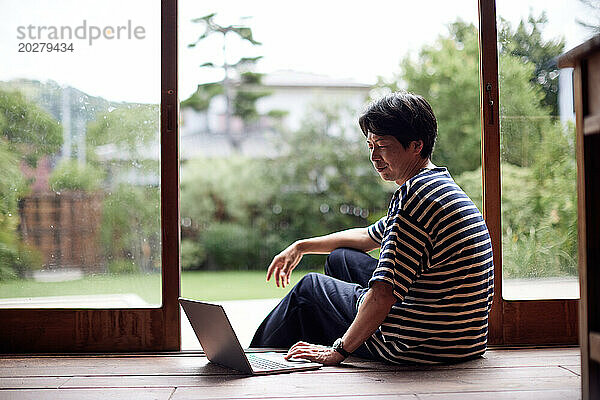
[247,354,293,370]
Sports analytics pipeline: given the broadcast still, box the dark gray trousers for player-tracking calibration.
[250,247,378,359]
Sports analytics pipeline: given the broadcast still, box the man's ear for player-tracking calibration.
[410,140,424,155]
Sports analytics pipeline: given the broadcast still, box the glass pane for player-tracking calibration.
[496,1,592,300]
[0,0,161,308]
[178,0,481,349]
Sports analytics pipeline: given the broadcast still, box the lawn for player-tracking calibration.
[182,270,316,301]
[0,270,318,305]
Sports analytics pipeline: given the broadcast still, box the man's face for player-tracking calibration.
[366,132,422,185]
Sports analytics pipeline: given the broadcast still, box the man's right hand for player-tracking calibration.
[265,227,377,288]
[266,241,303,288]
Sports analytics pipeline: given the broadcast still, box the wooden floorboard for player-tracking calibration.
[0,388,175,400]
[0,348,581,399]
[561,365,582,376]
[415,390,581,400]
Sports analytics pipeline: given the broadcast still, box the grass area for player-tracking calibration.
[0,274,162,304]
[0,270,318,305]
[182,270,315,301]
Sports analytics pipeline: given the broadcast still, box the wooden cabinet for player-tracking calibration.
[559,34,600,400]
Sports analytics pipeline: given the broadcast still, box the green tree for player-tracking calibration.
[0,140,27,224]
[233,72,272,123]
[181,82,223,113]
[87,104,158,152]
[498,13,566,115]
[86,104,161,273]
[498,53,549,167]
[181,157,275,225]
[384,21,481,175]
[187,13,269,149]
[86,104,159,185]
[49,159,104,192]
[0,90,62,167]
[101,185,160,273]
[180,156,278,270]
[0,89,62,280]
[0,139,32,280]
[383,20,561,175]
[456,123,577,278]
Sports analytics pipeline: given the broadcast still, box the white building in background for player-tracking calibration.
[558,68,576,126]
[93,71,371,185]
[256,70,373,132]
[179,70,373,160]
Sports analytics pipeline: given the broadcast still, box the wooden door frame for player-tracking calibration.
[478,0,578,346]
[0,0,180,353]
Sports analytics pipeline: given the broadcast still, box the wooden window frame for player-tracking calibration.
[0,0,180,353]
[478,0,578,346]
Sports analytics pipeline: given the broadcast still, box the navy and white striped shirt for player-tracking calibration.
[363,167,494,364]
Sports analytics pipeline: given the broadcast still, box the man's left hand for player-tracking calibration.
[284,341,346,365]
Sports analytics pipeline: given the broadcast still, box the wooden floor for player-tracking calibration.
[0,347,581,399]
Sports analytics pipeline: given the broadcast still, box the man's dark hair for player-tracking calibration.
[358,91,437,159]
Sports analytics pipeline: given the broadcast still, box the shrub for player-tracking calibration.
[49,160,104,192]
[107,259,140,274]
[181,239,206,270]
[100,185,160,273]
[0,263,17,281]
[455,159,576,279]
[0,238,42,281]
[201,223,264,270]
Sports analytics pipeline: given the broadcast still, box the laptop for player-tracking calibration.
[179,297,322,375]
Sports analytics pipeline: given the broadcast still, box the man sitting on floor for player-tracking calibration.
[250,92,494,365]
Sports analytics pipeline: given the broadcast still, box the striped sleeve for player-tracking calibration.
[369,210,430,302]
[367,216,387,244]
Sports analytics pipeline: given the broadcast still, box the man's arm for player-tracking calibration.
[341,281,396,353]
[285,281,396,364]
[296,227,380,254]
[267,227,379,287]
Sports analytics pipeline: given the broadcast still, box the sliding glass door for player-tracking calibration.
[0,0,179,352]
[480,0,590,346]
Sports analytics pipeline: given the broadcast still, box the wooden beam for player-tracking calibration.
[584,115,600,135]
[590,332,600,363]
[502,300,578,345]
[478,0,503,346]
[160,0,181,351]
[558,35,600,68]
[0,309,168,352]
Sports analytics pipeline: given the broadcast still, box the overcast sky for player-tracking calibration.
[0,0,592,103]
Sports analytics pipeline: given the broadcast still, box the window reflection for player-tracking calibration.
[496,2,590,299]
[0,0,161,308]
